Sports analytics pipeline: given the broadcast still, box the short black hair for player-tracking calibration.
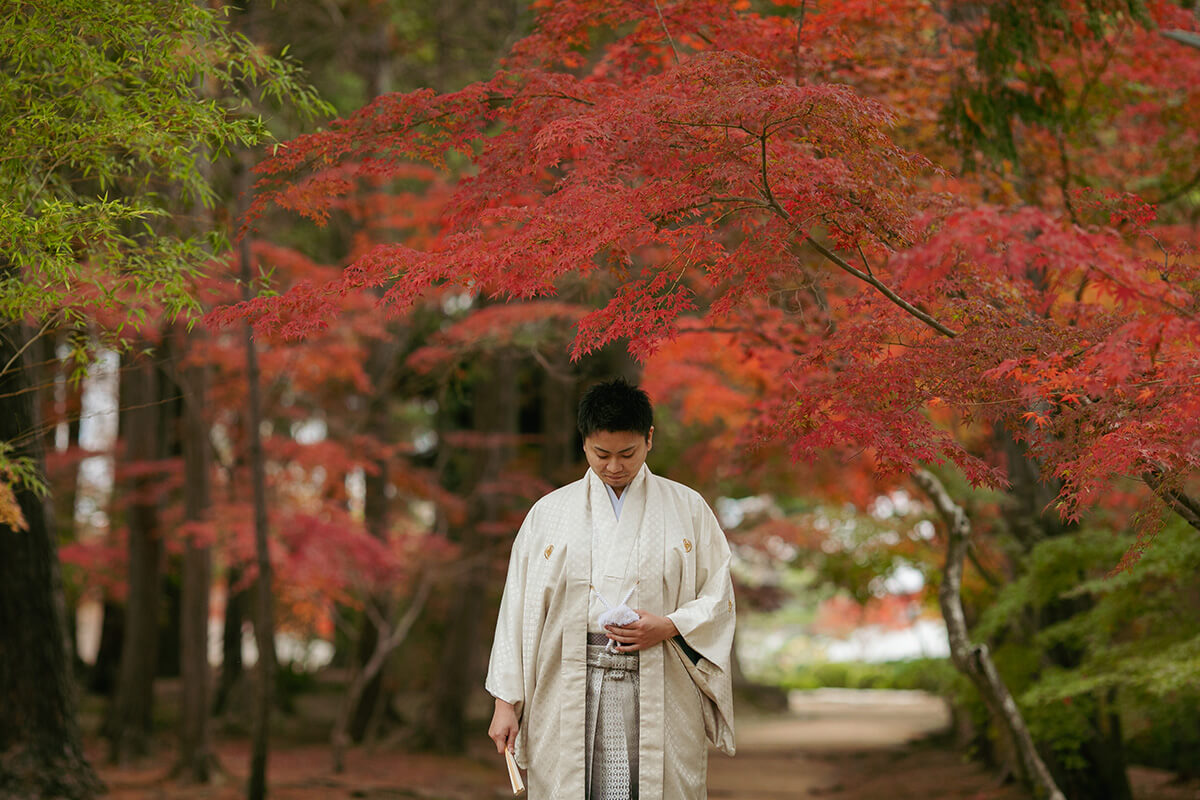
[577,378,653,440]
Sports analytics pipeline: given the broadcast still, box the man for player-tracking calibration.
[486,378,736,799]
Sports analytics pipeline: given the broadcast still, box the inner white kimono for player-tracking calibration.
[486,465,736,799]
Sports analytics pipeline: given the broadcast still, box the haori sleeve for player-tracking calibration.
[665,498,735,671]
[664,496,737,754]
[484,508,535,716]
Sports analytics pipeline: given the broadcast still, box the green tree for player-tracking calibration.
[0,2,325,796]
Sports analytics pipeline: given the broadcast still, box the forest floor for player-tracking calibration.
[90,687,1200,800]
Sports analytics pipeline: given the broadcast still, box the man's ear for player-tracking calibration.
[646,426,655,451]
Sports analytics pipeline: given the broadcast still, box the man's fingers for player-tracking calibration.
[492,726,517,754]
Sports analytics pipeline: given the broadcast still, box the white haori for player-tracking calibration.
[485,465,737,800]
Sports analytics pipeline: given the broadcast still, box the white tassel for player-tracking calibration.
[592,584,640,652]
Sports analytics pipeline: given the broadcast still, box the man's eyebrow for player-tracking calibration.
[593,446,637,455]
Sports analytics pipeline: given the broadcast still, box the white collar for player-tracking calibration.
[604,481,626,520]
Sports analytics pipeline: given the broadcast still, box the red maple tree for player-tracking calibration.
[212,0,1200,541]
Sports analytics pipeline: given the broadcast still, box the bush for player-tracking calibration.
[776,657,960,695]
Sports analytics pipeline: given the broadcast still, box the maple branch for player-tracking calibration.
[802,236,960,338]
[259,106,470,184]
[793,0,808,85]
[759,129,775,211]
[855,243,875,279]
[1053,127,1078,225]
[712,204,768,225]
[528,344,574,380]
[1155,163,1200,206]
[331,573,433,773]
[1071,26,1122,134]
[649,195,767,227]
[522,91,595,107]
[653,0,681,64]
[1161,29,1200,51]
[967,544,1003,589]
[1084,261,1194,318]
[1142,469,1200,533]
[660,119,756,132]
[747,127,959,339]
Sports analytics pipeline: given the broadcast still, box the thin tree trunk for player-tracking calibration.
[426,352,519,752]
[213,567,246,714]
[997,429,1135,799]
[89,600,125,695]
[236,152,276,800]
[540,351,576,484]
[0,314,104,799]
[108,353,165,764]
[175,327,216,781]
[349,606,383,742]
[345,21,398,746]
[349,432,389,743]
[912,469,1066,800]
[212,453,246,715]
[332,576,433,772]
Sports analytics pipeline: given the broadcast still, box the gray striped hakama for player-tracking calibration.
[585,638,640,800]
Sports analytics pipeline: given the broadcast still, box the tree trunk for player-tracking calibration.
[349,439,389,743]
[348,328,406,742]
[425,353,520,752]
[344,14,398,747]
[213,566,246,714]
[912,469,1067,800]
[237,152,276,800]
[539,351,577,484]
[212,446,246,716]
[88,600,125,695]
[332,577,433,772]
[175,328,215,782]
[107,352,165,764]
[996,428,1135,800]
[158,568,183,678]
[1044,696,1132,800]
[0,316,104,800]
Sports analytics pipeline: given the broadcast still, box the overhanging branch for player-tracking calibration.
[748,130,961,339]
[803,236,960,338]
[1142,469,1200,532]
[1162,30,1200,50]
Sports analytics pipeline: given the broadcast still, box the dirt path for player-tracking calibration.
[709,689,1022,800]
[94,689,1198,799]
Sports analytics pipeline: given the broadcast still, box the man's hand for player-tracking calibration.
[605,610,679,652]
[488,699,519,754]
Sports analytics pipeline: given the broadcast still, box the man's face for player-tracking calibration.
[583,428,654,493]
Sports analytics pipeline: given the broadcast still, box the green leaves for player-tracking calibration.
[977,519,1200,704]
[0,0,328,328]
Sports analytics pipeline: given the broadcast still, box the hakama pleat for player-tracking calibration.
[585,644,640,800]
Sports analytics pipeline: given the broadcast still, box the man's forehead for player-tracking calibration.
[585,430,647,449]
